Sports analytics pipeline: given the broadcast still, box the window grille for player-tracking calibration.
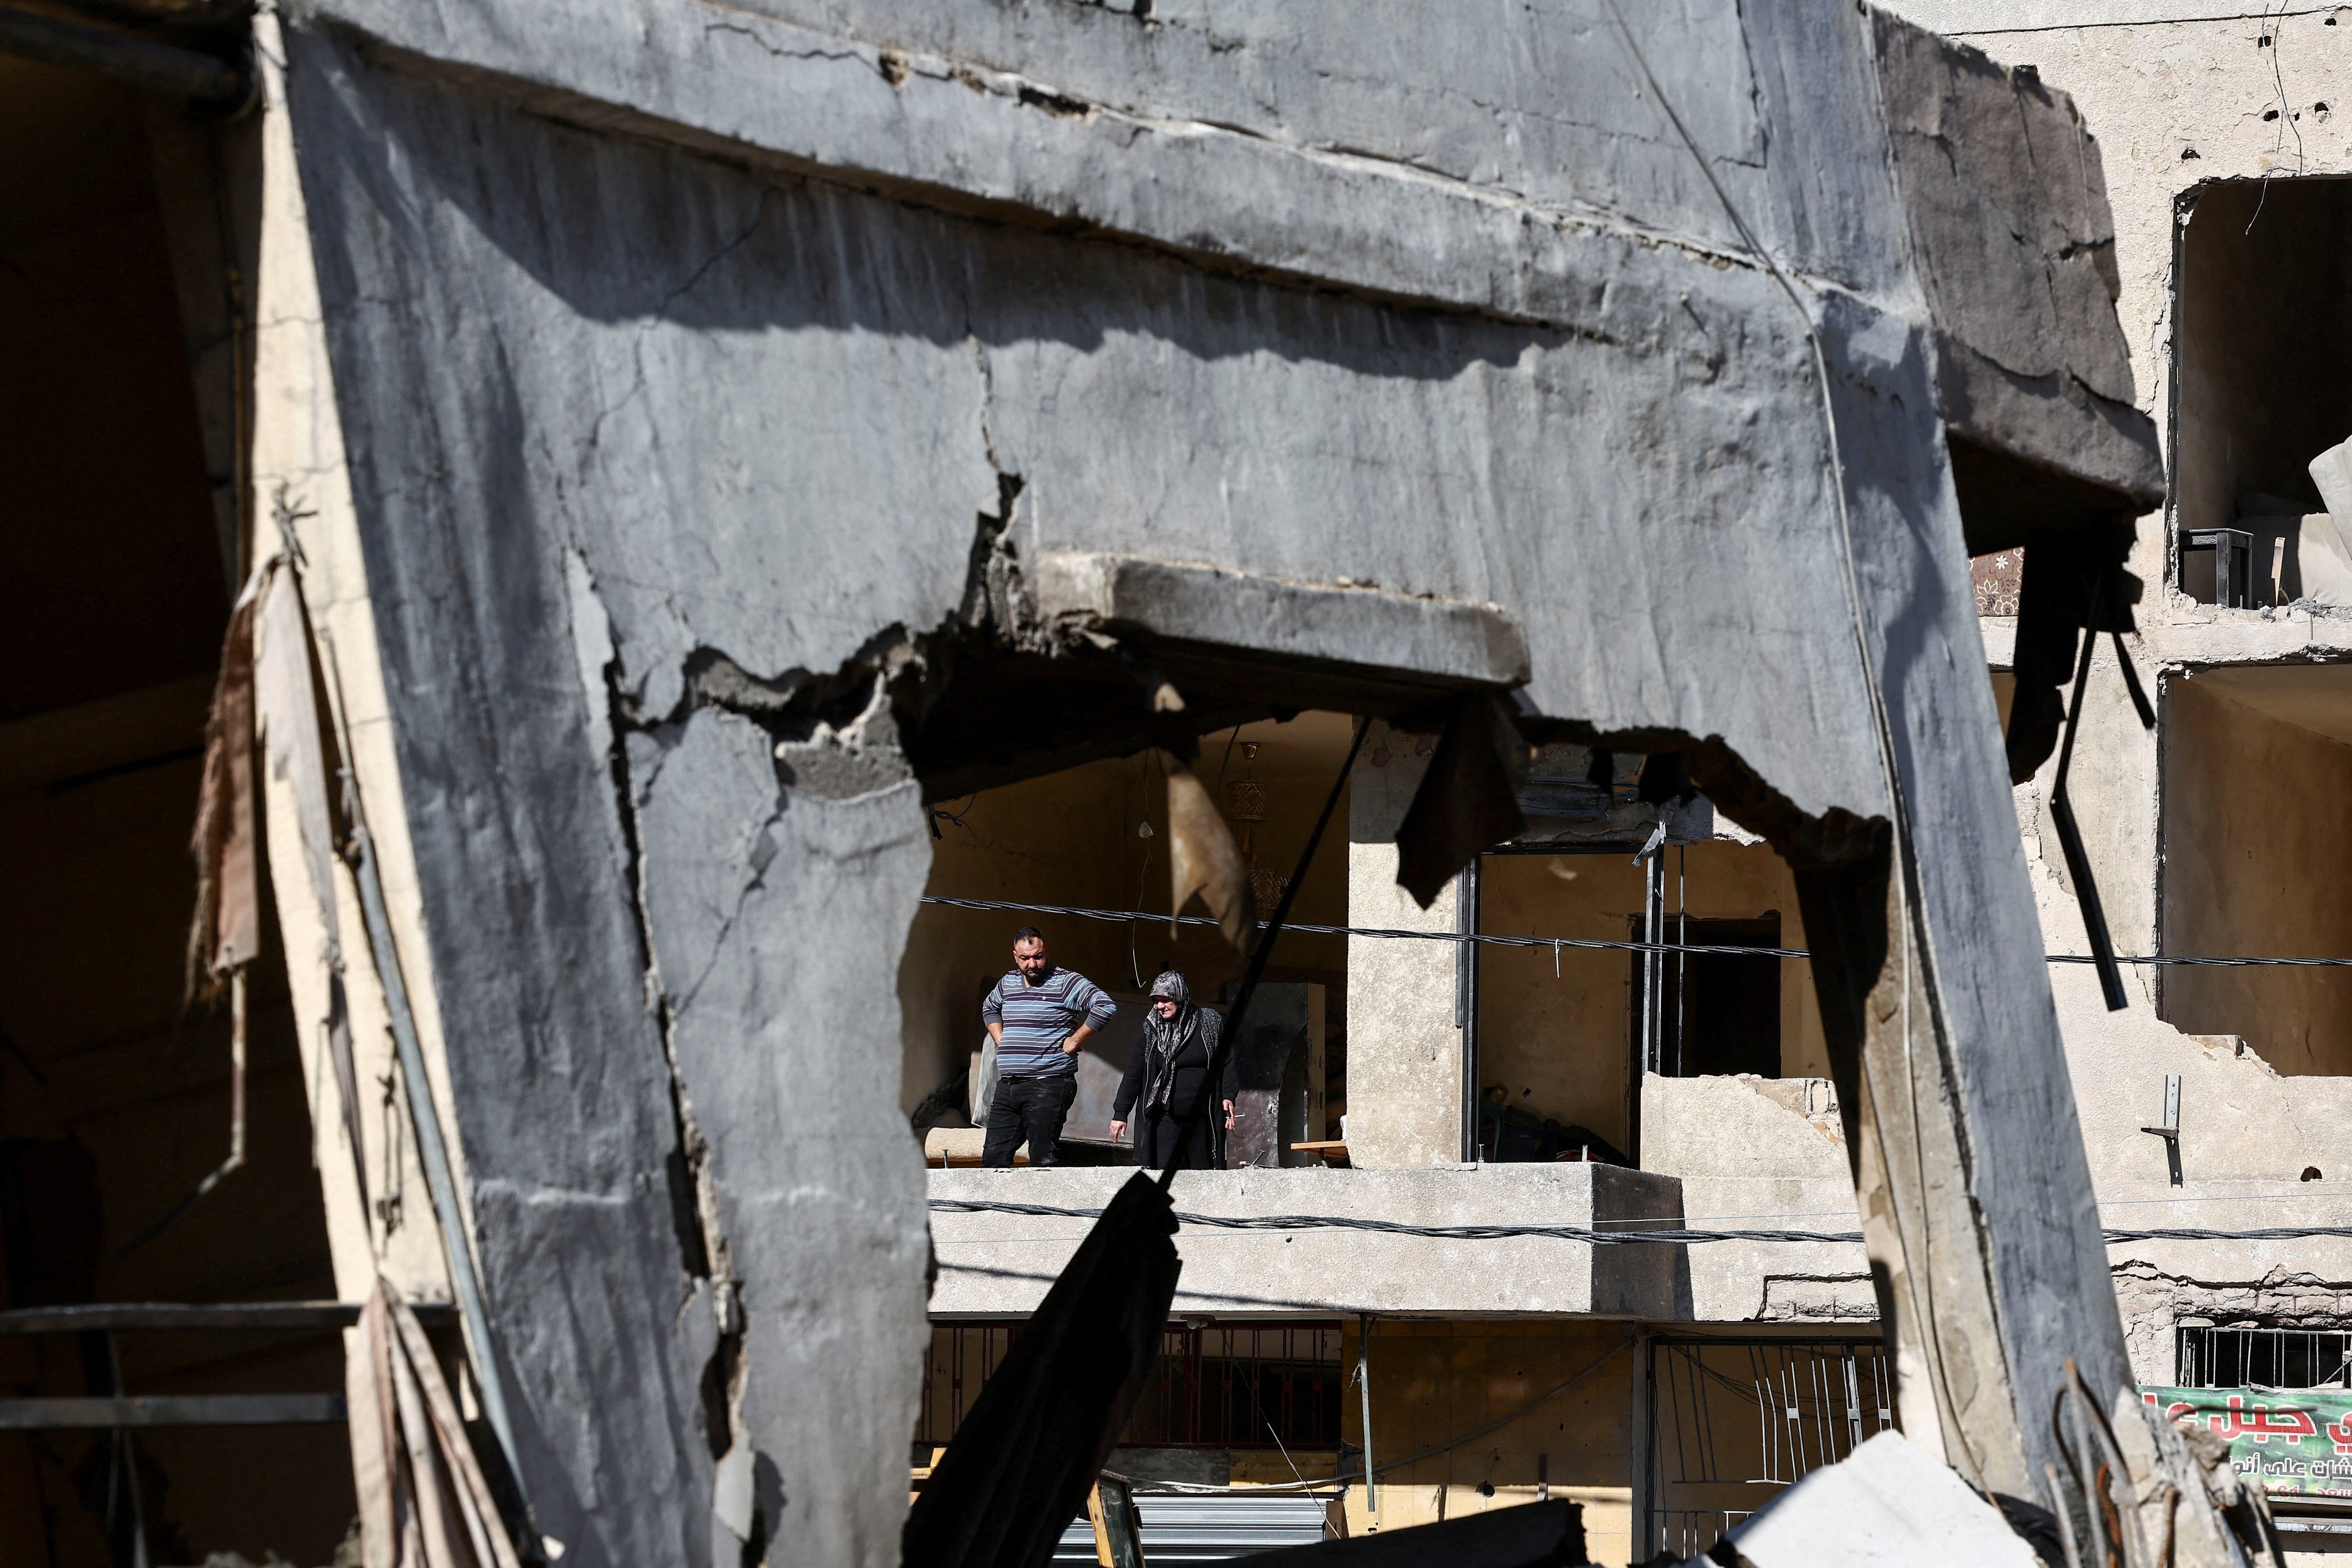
[2177,1326,2352,1391]
[1646,1338,1894,1562]
[916,1320,1345,1450]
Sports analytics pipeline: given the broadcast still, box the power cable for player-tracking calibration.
[918,895,2352,966]
[929,1196,2352,1249]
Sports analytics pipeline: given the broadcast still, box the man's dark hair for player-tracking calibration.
[1013,926,1046,945]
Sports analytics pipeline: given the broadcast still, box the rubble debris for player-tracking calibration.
[352,1281,523,1568]
[1690,1430,2036,1567]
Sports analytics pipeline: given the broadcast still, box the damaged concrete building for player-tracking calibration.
[0,0,2304,1565]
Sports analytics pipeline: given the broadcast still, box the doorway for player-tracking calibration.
[1634,916,1783,1080]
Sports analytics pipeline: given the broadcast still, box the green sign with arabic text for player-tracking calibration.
[2142,1386,2352,1500]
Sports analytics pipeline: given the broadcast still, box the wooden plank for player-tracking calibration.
[0,1394,347,1428]
[0,1301,456,1334]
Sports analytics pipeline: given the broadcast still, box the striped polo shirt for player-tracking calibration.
[983,966,1117,1079]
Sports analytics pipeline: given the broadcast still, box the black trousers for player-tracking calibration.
[1140,1103,1216,1172]
[982,1073,1077,1167]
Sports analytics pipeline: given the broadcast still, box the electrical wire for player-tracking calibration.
[928,1196,2352,1249]
[918,895,2352,965]
[933,1187,2352,1244]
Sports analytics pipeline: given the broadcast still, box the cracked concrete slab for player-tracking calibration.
[255,1,2169,1553]
[627,703,932,1568]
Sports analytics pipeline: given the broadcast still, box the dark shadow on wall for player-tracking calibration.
[284,25,1589,380]
[0,53,347,1566]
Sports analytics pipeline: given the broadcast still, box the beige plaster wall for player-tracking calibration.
[899,713,1353,1115]
[1639,1075,1872,1325]
[1475,843,1826,1156]
[1346,721,1463,1168]
[2160,672,2352,1073]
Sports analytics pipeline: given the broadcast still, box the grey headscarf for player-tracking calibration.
[1141,970,1210,1113]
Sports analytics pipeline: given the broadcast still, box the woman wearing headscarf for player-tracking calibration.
[1109,970,1237,1171]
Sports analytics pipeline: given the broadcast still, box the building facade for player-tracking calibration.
[0,1,2231,1565]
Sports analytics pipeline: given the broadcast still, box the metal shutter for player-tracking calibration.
[1055,1494,1332,1562]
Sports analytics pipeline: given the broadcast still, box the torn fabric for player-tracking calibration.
[1164,755,1256,952]
[1143,677,1255,953]
[186,570,266,999]
[902,1172,1180,1568]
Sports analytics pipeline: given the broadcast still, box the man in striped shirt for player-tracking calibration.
[980,927,1117,1167]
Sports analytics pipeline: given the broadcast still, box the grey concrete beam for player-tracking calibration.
[1871,12,2164,537]
[1032,552,1530,693]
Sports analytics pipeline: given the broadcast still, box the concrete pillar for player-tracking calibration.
[1345,720,1463,1168]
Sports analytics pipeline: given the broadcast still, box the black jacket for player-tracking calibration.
[1112,1006,1235,1129]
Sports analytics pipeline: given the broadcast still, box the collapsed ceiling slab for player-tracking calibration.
[236,1,2175,1561]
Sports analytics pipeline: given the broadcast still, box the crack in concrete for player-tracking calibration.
[573,550,749,1484]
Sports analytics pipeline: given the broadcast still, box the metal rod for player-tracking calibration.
[0,7,247,104]
[1355,1313,1376,1513]
[0,1301,456,1334]
[2052,573,2129,1011]
[1459,858,1481,1162]
[1642,849,1665,1076]
[190,967,249,1201]
[1675,845,1686,1078]
[347,820,531,1515]
[0,1394,348,1428]
[1169,715,1368,1188]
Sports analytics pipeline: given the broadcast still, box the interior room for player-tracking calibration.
[2161,664,2352,1073]
[2171,176,2352,606]
[903,707,1821,1172]
[0,53,351,1568]
[898,710,1355,1160]
[1474,837,1825,1165]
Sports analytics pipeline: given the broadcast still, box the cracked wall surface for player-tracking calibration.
[1641,1073,1873,1324]
[258,0,2165,1555]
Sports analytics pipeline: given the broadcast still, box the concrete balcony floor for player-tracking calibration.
[925,1162,1686,1319]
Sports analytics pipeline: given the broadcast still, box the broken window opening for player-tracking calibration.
[2158,663,2352,1072]
[903,712,1355,1170]
[2172,174,2352,609]
[1632,916,1784,1082]
[1472,754,1825,1167]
